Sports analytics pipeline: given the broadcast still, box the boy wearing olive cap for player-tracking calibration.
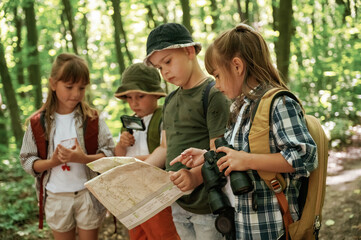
[144,23,230,240]
[114,63,180,240]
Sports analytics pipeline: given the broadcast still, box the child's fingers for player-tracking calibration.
[169,156,181,166]
[169,171,180,182]
[216,146,230,154]
[217,156,229,172]
[224,166,232,176]
[170,154,192,166]
[72,139,79,150]
[217,155,227,167]
[120,134,135,146]
[170,172,189,191]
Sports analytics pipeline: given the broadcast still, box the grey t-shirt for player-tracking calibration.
[163,79,230,213]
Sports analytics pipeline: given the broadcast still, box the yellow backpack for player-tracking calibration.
[249,88,328,240]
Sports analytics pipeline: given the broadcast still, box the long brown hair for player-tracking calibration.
[28,53,97,139]
[205,23,288,123]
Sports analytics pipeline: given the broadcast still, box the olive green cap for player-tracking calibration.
[115,63,166,99]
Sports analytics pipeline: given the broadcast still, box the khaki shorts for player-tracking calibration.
[45,189,105,232]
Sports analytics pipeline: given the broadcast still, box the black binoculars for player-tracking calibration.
[201,137,253,239]
[214,137,253,195]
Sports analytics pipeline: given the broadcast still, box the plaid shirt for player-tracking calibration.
[225,95,318,240]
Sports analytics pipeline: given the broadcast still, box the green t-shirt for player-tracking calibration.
[163,79,230,214]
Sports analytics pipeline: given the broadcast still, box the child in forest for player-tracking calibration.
[143,23,230,240]
[170,23,318,239]
[19,53,114,240]
[114,63,180,240]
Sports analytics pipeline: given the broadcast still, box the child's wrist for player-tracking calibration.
[245,153,254,170]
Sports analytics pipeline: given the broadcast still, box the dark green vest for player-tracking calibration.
[121,106,162,153]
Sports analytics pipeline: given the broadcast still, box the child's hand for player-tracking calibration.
[216,147,250,176]
[170,148,207,168]
[169,169,198,192]
[119,131,135,147]
[58,139,86,164]
[50,147,62,166]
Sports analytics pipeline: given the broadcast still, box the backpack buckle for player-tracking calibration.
[270,179,283,193]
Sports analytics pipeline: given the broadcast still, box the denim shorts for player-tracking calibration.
[45,189,105,232]
[171,203,224,240]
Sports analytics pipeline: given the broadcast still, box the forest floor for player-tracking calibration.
[98,132,361,240]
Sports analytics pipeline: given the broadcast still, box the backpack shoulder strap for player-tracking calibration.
[164,88,179,109]
[29,111,47,229]
[84,113,99,155]
[30,111,47,159]
[164,80,216,118]
[147,106,163,153]
[202,80,216,118]
[249,87,289,190]
[249,88,295,240]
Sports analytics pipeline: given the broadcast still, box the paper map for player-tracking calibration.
[85,157,185,229]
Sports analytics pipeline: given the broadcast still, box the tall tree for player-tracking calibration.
[0,95,8,151]
[61,0,79,54]
[0,42,24,147]
[24,0,42,108]
[145,4,158,29]
[110,0,126,76]
[236,0,250,22]
[153,2,168,24]
[79,0,91,65]
[13,6,25,98]
[273,0,293,82]
[209,0,219,30]
[180,0,192,33]
[118,10,133,63]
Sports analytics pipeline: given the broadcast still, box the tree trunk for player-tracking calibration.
[236,0,249,22]
[0,106,8,152]
[62,0,79,55]
[210,0,218,30]
[153,3,167,24]
[0,42,24,147]
[180,0,192,34]
[118,10,133,63]
[80,0,91,65]
[24,0,42,109]
[60,11,70,52]
[13,6,25,98]
[145,4,158,29]
[245,0,250,22]
[273,0,293,82]
[110,0,126,76]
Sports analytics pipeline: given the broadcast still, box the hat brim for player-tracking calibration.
[144,42,202,66]
[115,90,166,99]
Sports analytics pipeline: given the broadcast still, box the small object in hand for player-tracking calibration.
[62,163,71,171]
[59,138,76,172]
[60,138,76,149]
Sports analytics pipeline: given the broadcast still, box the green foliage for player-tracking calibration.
[0,152,50,239]
[0,0,359,146]
[289,0,361,148]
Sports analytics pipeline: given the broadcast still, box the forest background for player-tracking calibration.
[0,0,360,239]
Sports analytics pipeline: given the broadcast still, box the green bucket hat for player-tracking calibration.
[115,63,166,99]
[144,23,202,66]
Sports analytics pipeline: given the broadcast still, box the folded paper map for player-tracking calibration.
[85,157,185,229]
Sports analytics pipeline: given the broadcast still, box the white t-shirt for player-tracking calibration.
[120,113,153,157]
[46,111,88,193]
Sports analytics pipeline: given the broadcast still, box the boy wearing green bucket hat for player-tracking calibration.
[144,23,230,240]
[114,63,180,240]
